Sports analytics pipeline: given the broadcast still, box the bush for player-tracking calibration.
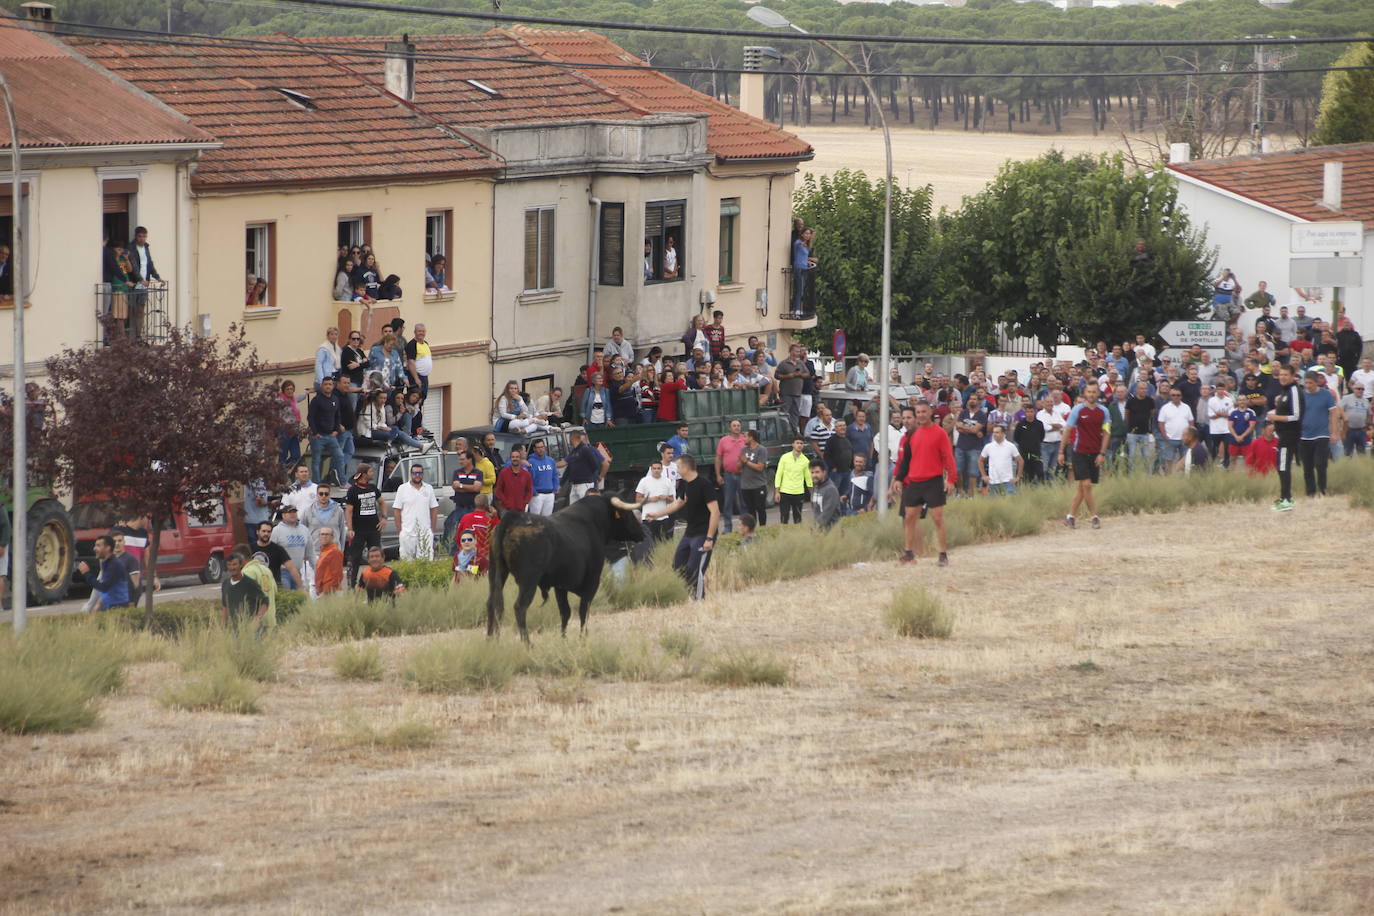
[111,599,218,636]
[334,643,384,681]
[700,650,789,687]
[884,586,955,639]
[1329,457,1374,511]
[160,664,261,714]
[602,561,689,610]
[337,711,440,749]
[390,558,456,590]
[400,637,527,693]
[659,630,699,659]
[0,622,131,734]
[275,588,307,621]
[181,626,283,682]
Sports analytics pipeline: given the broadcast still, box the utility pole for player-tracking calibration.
[1250,36,1297,154]
[0,75,25,634]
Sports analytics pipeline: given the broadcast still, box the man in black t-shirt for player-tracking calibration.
[251,520,293,584]
[344,463,387,575]
[643,454,719,600]
[221,552,267,627]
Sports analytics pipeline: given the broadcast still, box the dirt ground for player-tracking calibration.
[3,500,1374,914]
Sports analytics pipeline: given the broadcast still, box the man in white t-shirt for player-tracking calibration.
[1036,395,1070,476]
[1350,357,1374,406]
[635,459,677,541]
[978,424,1023,495]
[1205,385,1235,466]
[280,463,319,517]
[1156,389,1194,472]
[391,463,438,559]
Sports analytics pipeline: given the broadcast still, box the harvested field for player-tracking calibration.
[3,499,1374,914]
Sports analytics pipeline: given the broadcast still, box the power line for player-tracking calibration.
[255,0,1374,49]
[47,20,1374,83]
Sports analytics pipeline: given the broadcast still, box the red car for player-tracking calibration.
[71,494,240,585]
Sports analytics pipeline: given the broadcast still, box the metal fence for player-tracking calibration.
[937,313,1055,359]
[780,267,817,320]
[93,284,171,344]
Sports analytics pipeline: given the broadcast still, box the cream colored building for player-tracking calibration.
[0,17,216,378]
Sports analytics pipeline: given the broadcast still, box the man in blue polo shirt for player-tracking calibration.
[565,427,610,504]
[526,438,560,516]
[666,423,691,459]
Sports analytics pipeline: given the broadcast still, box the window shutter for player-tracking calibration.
[644,205,663,235]
[523,210,538,290]
[663,203,684,228]
[539,209,555,289]
[599,203,624,287]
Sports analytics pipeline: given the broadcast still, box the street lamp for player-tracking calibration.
[0,74,25,633]
[747,6,895,515]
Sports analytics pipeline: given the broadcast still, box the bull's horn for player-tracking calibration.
[610,497,641,511]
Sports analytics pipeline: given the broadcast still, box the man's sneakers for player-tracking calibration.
[1271,498,1295,512]
[1064,514,1076,529]
[899,551,916,566]
[1091,516,1101,530]
[937,552,949,567]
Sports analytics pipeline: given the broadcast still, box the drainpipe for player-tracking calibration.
[587,190,602,367]
[176,161,192,331]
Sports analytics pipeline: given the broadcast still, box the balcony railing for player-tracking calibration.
[781,267,817,320]
[938,313,1055,359]
[94,284,172,344]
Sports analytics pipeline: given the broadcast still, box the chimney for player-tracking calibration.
[740,46,768,121]
[384,34,416,102]
[1168,142,1191,164]
[1321,161,1343,211]
[20,1,55,31]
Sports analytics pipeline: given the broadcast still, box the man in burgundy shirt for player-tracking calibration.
[704,310,727,362]
[889,403,956,567]
[1061,384,1110,530]
[494,445,533,513]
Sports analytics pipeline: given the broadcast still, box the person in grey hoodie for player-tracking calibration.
[808,461,840,530]
[300,482,345,565]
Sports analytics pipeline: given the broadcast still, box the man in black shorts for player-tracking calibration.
[644,453,720,599]
[889,403,956,567]
[1060,383,1110,529]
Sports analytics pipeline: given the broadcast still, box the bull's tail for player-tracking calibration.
[486,520,508,637]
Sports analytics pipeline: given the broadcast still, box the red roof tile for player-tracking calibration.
[0,21,213,150]
[505,28,813,163]
[70,34,500,190]
[1169,142,1374,230]
[297,33,643,130]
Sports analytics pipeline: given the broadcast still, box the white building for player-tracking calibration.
[1168,142,1374,333]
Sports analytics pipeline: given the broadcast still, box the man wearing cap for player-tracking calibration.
[1339,381,1369,457]
[270,504,310,590]
[564,427,610,504]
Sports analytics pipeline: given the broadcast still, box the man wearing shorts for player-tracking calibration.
[1061,383,1109,530]
[889,403,956,567]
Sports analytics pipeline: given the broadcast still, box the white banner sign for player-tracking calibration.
[1159,320,1227,348]
[1291,221,1364,254]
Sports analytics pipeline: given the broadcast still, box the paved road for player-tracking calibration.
[0,575,220,626]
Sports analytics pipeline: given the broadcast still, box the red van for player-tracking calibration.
[70,494,239,586]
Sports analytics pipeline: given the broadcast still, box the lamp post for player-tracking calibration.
[747,6,894,515]
[0,74,25,632]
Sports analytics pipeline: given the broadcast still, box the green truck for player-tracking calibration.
[587,389,795,492]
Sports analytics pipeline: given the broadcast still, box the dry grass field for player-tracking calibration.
[3,499,1374,914]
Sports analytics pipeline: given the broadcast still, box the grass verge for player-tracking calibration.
[884,586,955,639]
[333,643,385,681]
[700,650,790,687]
[0,621,132,734]
[160,664,262,714]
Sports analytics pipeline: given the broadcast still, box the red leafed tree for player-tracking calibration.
[41,325,287,623]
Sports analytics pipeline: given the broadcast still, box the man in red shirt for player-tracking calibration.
[1247,421,1278,475]
[1061,384,1110,529]
[455,494,497,573]
[889,403,956,567]
[494,444,533,513]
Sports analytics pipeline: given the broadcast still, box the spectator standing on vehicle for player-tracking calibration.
[845,354,871,391]
[605,326,635,363]
[314,326,340,390]
[891,403,956,567]
[221,552,268,628]
[738,428,769,527]
[301,483,345,566]
[564,428,610,503]
[713,418,747,534]
[243,477,270,547]
[271,505,310,590]
[666,423,691,459]
[775,343,808,435]
[77,535,131,611]
[344,464,386,576]
[643,454,720,600]
[704,311,727,362]
[313,528,344,595]
[526,439,560,516]
[392,464,438,560]
[308,377,348,486]
[404,323,433,404]
[340,332,368,407]
[252,521,297,588]
[495,445,533,513]
[278,380,304,467]
[1061,384,1110,530]
[774,436,811,524]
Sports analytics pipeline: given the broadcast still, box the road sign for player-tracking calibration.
[1291,221,1364,254]
[832,329,846,360]
[1159,320,1227,348]
[1290,257,1364,288]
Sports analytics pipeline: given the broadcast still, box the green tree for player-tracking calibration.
[939,151,1212,350]
[791,169,939,355]
[1312,41,1374,146]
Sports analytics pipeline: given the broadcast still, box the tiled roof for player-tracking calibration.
[70,34,500,190]
[0,21,213,150]
[1169,142,1374,230]
[297,33,643,129]
[504,28,814,162]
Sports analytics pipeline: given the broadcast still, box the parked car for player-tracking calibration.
[70,493,240,587]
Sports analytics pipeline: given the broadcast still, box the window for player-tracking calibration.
[719,198,739,283]
[337,216,370,250]
[644,199,685,284]
[425,210,451,261]
[245,222,276,307]
[0,180,31,299]
[598,203,624,287]
[523,206,556,292]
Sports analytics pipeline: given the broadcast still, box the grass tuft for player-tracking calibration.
[400,637,527,693]
[700,649,789,687]
[884,586,955,639]
[181,626,283,682]
[0,622,132,734]
[337,710,441,750]
[333,643,385,681]
[160,664,262,714]
[659,630,700,659]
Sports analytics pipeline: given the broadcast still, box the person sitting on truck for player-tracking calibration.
[667,424,691,459]
[580,372,615,428]
[656,370,688,423]
[77,535,131,611]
